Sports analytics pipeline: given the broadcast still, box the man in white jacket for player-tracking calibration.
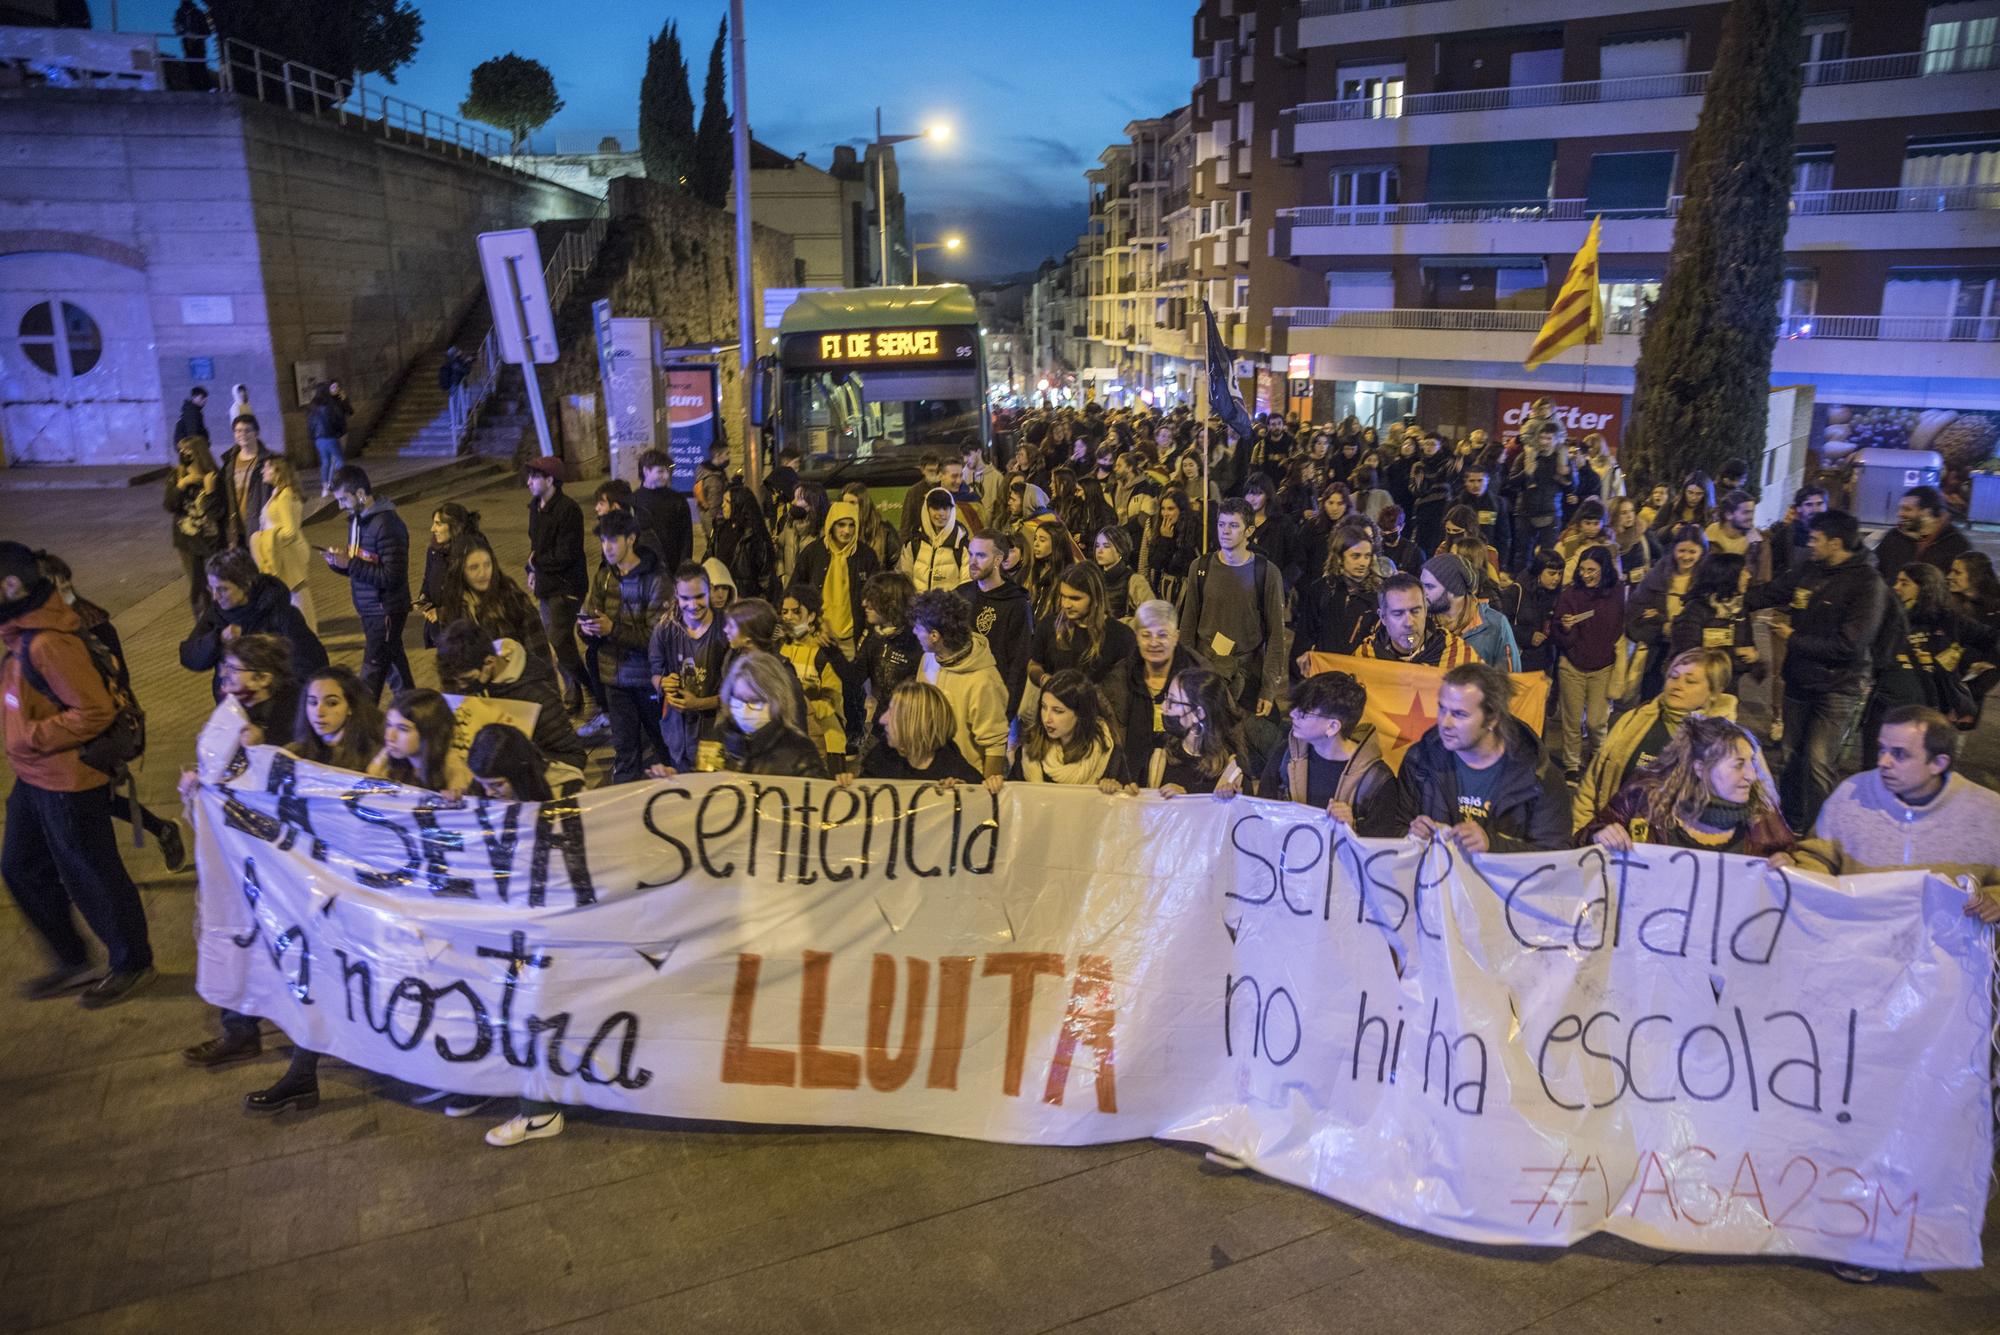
[911,589,1008,776]
[901,488,970,593]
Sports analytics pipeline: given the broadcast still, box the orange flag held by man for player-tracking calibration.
[1303,652,1550,773]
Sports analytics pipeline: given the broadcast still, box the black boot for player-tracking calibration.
[184,1026,262,1067]
[244,1050,320,1115]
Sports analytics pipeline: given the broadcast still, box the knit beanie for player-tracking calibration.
[1422,553,1472,600]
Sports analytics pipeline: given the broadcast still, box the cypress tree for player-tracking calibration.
[638,20,696,191]
[1626,0,1806,488]
[690,18,733,209]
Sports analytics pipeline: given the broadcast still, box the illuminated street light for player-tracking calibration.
[911,233,963,284]
[872,109,954,285]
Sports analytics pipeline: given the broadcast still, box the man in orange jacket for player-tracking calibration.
[0,541,155,1006]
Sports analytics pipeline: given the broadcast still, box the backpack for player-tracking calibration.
[16,628,147,776]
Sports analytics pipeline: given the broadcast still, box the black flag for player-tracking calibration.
[1203,301,1254,443]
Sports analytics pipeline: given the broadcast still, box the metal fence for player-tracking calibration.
[1278,184,2000,229]
[1272,307,2000,343]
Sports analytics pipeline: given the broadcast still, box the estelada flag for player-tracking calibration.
[1523,215,1603,372]
[1302,652,1551,773]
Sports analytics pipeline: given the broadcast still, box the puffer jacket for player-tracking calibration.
[583,548,668,686]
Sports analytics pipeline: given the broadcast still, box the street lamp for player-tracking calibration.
[872,109,950,285]
[911,234,963,284]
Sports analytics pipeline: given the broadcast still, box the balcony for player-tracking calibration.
[1298,0,1670,46]
[1273,306,2000,389]
[1281,49,2000,154]
[1276,184,2000,256]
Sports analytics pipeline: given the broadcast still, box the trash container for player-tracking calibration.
[1844,448,1942,526]
[1970,472,2000,526]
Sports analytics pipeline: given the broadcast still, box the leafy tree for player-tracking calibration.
[460,53,564,152]
[1626,0,1805,488]
[638,19,696,191]
[689,17,732,208]
[200,0,423,84]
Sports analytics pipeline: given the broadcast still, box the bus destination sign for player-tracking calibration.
[785,324,977,367]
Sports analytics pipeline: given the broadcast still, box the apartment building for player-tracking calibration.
[1257,0,1999,458]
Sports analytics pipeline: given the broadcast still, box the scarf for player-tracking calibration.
[820,500,860,640]
[1021,724,1114,786]
[1696,798,1750,828]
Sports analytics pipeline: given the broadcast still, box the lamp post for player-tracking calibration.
[872,109,949,285]
[911,234,962,285]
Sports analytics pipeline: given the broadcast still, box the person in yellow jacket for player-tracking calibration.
[777,584,848,769]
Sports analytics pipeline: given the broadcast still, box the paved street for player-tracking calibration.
[0,478,1996,1333]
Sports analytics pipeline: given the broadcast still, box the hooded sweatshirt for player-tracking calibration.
[794,500,880,641]
[921,637,1010,772]
[957,576,1033,714]
[902,487,970,593]
[1,582,117,792]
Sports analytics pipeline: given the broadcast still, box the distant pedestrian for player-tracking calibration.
[252,455,317,630]
[217,414,271,548]
[165,433,225,619]
[174,386,209,442]
[306,384,347,496]
[523,456,594,715]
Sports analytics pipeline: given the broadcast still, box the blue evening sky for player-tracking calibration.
[118,0,1194,279]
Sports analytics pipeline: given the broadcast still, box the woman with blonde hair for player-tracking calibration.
[1579,714,1795,859]
[1572,647,1735,833]
[718,649,828,777]
[850,679,981,782]
[251,454,315,629]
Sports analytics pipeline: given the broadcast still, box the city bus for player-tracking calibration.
[754,285,990,522]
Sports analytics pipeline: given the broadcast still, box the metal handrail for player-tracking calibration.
[146,33,519,164]
[447,200,611,451]
[1272,307,2000,343]
[1277,184,2000,228]
[1284,47,1997,124]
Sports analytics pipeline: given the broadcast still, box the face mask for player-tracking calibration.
[1161,712,1192,739]
[730,699,770,732]
[786,619,812,638]
[791,503,811,521]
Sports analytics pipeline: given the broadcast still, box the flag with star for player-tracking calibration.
[1302,653,1551,772]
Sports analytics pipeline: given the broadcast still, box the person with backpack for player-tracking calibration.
[1176,500,1287,716]
[0,541,156,1006]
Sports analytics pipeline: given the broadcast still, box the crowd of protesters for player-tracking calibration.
[6,394,2000,1174]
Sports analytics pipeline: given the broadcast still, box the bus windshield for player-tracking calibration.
[781,365,982,463]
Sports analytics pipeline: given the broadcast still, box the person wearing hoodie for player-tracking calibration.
[1421,552,1520,672]
[433,619,590,777]
[1258,669,1413,838]
[1401,662,1570,854]
[324,466,412,702]
[902,486,971,593]
[1550,544,1626,778]
[179,548,328,700]
[579,510,669,783]
[957,530,1033,716]
[912,589,1010,777]
[0,541,156,1006]
[793,499,881,653]
[822,570,923,756]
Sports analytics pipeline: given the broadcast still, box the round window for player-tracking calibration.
[18,300,102,377]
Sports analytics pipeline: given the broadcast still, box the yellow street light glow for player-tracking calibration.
[926,122,953,142]
[944,235,963,250]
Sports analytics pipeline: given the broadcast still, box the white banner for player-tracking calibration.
[192,750,1995,1270]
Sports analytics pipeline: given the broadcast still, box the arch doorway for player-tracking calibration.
[0,252,164,464]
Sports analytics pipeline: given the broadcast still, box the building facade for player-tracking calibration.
[1254,0,1998,454]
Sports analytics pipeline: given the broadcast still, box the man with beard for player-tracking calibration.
[1354,574,1479,668]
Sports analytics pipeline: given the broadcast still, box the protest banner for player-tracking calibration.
[191,751,1993,1270]
[1304,651,1551,769]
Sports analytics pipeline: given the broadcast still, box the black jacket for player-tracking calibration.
[1872,523,1973,582]
[1456,487,1512,568]
[1398,717,1571,852]
[1748,554,1886,695]
[1120,645,1203,785]
[825,625,924,735]
[215,445,271,548]
[174,397,208,442]
[957,578,1033,716]
[1293,574,1378,659]
[1503,446,1567,524]
[471,647,589,773]
[631,484,694,574]
[860,744,981,783]
[1247,512,1306,592]
[794,539,883,637]
[721,719,830,777]
[526,490,588,600]
[337,500,411,616]
[583,549,668,686]
[179,573,329,700]
[1256,723,1414,838]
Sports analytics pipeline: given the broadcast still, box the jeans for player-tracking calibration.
[1557,660,1614,771]
[603,682,669,783]
[313,437,343,492]
[538,593,596,710]
[1779,685,1866,833]
[359,605,415,703]
[3,780,154,973]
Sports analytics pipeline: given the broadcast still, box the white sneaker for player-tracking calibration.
[485,1111,563,1147]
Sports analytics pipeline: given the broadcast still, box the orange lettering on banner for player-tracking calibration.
[799,950,861,1089]
[927,955,975,1090]
[984,952,1067,1097]
[721,954,796,1086]
[1042,954,1118,1113]
[866,953,930,1092]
